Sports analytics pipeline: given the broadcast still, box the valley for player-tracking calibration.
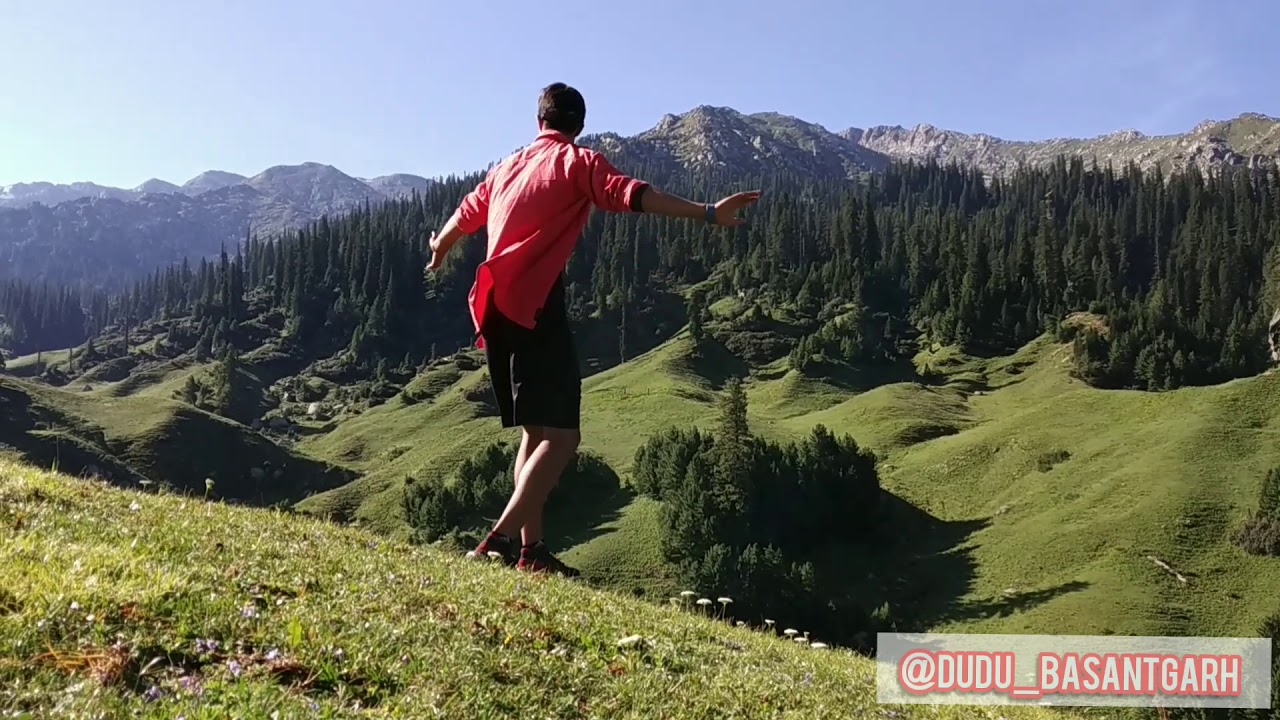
[5,103,1280,717]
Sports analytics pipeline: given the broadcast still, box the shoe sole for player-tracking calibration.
[466,550,517,566]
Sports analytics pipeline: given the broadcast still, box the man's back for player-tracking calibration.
[452,128,648,334]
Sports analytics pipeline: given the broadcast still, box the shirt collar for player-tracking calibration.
[537,129,574,144]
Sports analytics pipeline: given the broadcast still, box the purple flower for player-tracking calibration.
[195,638,219,655]
[227,659,243,678]
[241,605,259,619]
[265,648,281,661]
[178,675,205,696]
[142,685,162,702]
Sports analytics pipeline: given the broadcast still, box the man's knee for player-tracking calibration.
[524,425,579,454]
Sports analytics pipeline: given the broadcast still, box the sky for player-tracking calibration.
[1,0,1275,188]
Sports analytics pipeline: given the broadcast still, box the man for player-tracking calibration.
[427,82,761,576]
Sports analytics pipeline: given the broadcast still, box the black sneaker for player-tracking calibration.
[466,532,519,566]
[517,541,581,578]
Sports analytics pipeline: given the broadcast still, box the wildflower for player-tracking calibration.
[764,619,775,628]
[794,636,809,644]
[142,685,162,702]
[70,601,81,612]
[736,621,746,628]
[195,638,219,655]
[811,642,829,649]
[85,614,95,623]
[679,590,696,598]
[178,675,204,696]
[784,628,798,638]
[616,634,645,649]
[240,605,259,619]
[227,659,243,678]
[129,500,141,512]
[696,598,712,607]
[264,648,281,661]
[717,597,733,605]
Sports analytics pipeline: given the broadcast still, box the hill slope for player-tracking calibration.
[290,329,1280,642]
[0,459,1077,719]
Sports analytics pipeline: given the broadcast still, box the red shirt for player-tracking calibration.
[450,129,649,346]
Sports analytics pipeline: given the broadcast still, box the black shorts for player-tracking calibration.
[480,276,581,430]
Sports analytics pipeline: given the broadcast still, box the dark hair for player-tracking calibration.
[537,82,586,136]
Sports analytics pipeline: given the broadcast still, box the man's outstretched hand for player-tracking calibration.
[426,231,445,273]
[714,190,763,226]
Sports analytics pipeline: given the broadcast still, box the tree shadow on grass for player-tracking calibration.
[546,479,635,550]
[829,492,1090,637]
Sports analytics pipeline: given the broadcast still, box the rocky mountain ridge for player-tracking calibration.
[3,107,1277,290]
[0,164,433,210]
[584,105,1280,181]
[843,111,1280,178]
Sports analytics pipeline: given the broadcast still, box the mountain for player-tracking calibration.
[585,105,888,179]
[4,107,1280,291]
[585,107,1280,181]
[843,112,1280,178]
[0,180,135,208]
[0,167,433,211]
[364,172,434,197]
[0,164,426,289]
[134,178,182,195]
[180,170,247,196]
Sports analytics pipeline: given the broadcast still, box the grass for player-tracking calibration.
[9,317,1280,647]
[0,459,1084,719]
[287,329,1280,642]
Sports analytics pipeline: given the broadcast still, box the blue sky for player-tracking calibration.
[1,0,1274,188]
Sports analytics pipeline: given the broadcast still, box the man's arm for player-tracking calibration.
[634,187,762,226]
[428,175,491,271]
[581,151,761,226]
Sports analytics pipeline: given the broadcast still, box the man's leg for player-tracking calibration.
[513,425,545,539]
[467,310,523,565]
[490,425,579,545]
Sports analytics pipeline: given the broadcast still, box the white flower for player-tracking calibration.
[717,597,733,604]
[679,590,696,598]
[784,628,798,637]
[129,501,141,512]
[811,642,829,650]
[616,635,645,649]
[696,598,712,606]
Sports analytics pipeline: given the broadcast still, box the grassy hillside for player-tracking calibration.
[284,328,1280,642]
[0,459,1082,719]
[0,372,355,506]
[9,300,1280,645]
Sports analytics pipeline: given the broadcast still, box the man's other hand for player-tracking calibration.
[714,191,763,226]
[427,231,445,272]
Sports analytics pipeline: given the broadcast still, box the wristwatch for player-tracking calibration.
[704,203,717,225]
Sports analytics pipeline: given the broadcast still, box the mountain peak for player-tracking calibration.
[135,178,181,195]
[181,170,248,196]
